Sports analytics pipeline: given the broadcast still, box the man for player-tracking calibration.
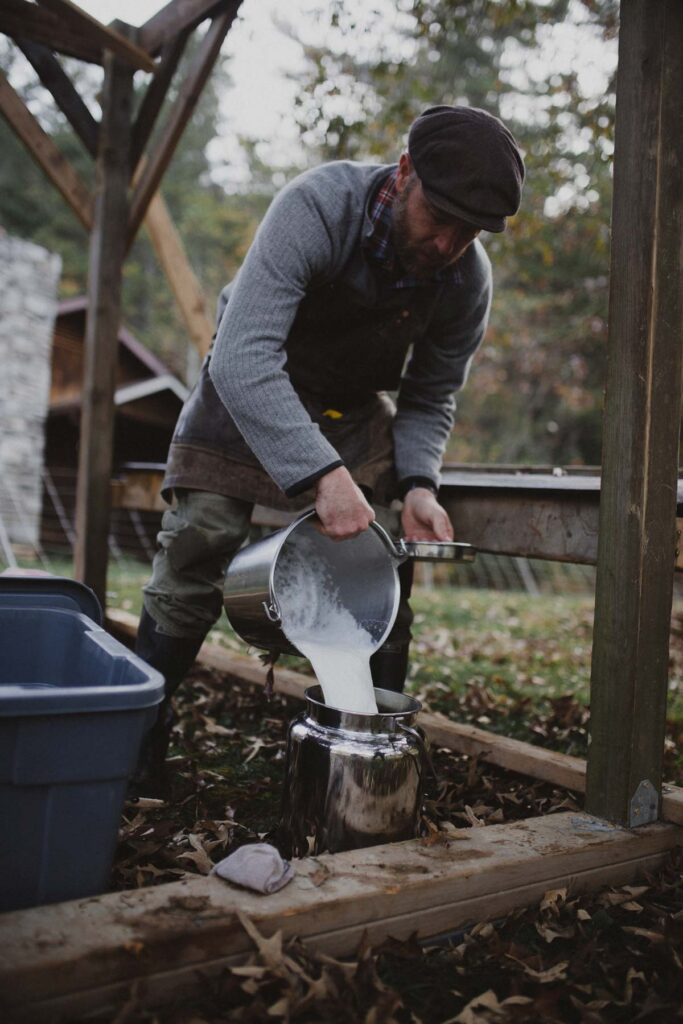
[136,105,524,782]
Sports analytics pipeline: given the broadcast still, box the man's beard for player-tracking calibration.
[392,183,452,277]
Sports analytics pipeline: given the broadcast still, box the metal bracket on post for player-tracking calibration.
[629,779,659,826]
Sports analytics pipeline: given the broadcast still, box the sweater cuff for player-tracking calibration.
[398,476,439,499]
[284,460,344,498]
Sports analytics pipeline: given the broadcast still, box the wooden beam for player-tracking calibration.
[16,39,99,157]
[441,469,603,491]
[104,608,683,826]
[108,465,605,563]
[130,150,213,357]
[130,30,191,172]
[73,55,133,608]
[144,191,214,357]
[138,0,230,55]
[0,69,93,228]
[0,0,103,64]
[1,813,680,1020]
[35,0,156,72]
[127,8,237,246]
[586,0,683,826]
[106,468,682,571]
[440,490,600,564]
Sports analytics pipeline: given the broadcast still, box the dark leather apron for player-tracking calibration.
[163,267,445,510]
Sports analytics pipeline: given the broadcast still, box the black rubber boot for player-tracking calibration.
[132,606,206,795]
[370,559,414,694]
[370,641,410,693]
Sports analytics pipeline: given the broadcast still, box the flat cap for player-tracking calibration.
[408,105,525,232]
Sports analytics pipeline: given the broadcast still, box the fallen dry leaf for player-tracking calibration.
[540,887,567,913]
[506,955,570,983]
[237,911,284,969]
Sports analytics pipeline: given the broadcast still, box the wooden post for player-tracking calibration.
[586,0,683,825]
[73,53,133,606]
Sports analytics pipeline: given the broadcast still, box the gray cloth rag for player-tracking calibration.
[211,843,295,894]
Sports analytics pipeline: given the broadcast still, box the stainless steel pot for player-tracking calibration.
[278,685,428,855]
[223,511,400,656]
[223,509,474,655]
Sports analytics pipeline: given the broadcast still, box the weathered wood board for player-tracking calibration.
[1,813,680,1021]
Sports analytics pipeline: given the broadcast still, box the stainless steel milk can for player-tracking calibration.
[279,685,428,856]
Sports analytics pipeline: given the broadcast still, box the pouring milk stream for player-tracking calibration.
[273,535,379,714]
[224,512,473,712]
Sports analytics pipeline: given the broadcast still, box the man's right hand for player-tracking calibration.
[314,466,375,540]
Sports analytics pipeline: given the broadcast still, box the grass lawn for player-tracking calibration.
[103,559,596,700]
[410,588,595,703]
[27,554,683,779]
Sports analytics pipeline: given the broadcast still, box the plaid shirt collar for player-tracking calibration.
[364,169,462,287]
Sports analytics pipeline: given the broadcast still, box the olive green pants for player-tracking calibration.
[143,489,413,647]
[143,489,252,639]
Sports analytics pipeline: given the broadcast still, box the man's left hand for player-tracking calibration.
[401,488,454,542]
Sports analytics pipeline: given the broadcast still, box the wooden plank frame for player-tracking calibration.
[13,605,664,1019]
[2,601,668,1022]
[109,466,683,569]
[109,466,606,560]
[1,812,680,1020]
[3,599,683,1017]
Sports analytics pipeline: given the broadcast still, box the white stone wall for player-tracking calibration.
[0,234,61,548]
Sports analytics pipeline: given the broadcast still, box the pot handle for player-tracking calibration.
[262,599,282,624]
[392,539,477,563]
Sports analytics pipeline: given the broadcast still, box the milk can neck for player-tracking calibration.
[304,685,421,732]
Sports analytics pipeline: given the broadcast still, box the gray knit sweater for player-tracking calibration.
[209,161,492,496]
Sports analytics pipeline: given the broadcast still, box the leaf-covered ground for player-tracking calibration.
[103,583,683,1022]
[104,850,683,1023]
[113,667,583,891]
